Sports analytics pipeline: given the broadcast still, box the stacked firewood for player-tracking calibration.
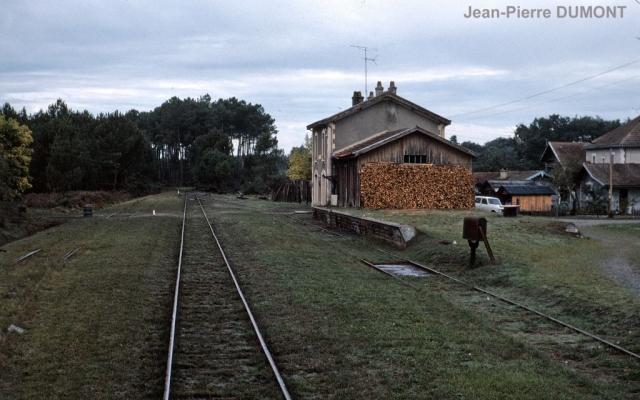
[360,163,474,209]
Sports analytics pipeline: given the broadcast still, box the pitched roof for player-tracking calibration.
[332,126,477,159]
[540,141,586,165]
[307,91,451,130]
[473,170,550,186]
[583,116,640,150]
[497,183,556,196]
[581,163,640,187]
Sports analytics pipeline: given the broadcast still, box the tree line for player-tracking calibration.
[0,95,287,200]
[0,95,626,203]
[452,114,622,172]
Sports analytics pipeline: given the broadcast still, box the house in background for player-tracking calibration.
[578,116,640,213]
[474,169,552,195]
[307,81,475,207]
[578,164,640,213]
[583,115,640,165]
[539,141,586,172]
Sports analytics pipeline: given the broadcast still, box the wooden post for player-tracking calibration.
[609,150,614,218]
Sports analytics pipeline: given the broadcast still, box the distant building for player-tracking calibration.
[577,116,640,213]
[307,81,475,207]
[539,141,586,172]
[474,169,552,195]
[474,169,555,212]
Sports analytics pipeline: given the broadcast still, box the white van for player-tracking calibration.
[475,196,504,213]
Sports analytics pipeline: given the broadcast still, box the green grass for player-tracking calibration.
[0,191,182,399]
[1,194,639,399]
[206,199,639,398]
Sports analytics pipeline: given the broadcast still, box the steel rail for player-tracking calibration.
[196,196,292,400]
[163,192,188,400]
[13,249,41,263]
[62,247,82,261]
[375,248,640,361]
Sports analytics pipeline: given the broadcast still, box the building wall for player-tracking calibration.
[587,148,640,164]
[510,195,552,212]
[311,124,334,206]
[332,133,473,207]
[577,175,640,214]
[333,101,444,151]
[354,132,473,171]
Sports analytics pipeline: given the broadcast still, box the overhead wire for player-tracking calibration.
[450,58,640,120]
[456,73,640,122]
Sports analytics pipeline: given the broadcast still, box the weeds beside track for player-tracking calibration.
[164,194,290,399]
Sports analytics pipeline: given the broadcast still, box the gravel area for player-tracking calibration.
[560,218,640,298]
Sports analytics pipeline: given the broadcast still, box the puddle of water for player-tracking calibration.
[376,264,432,277]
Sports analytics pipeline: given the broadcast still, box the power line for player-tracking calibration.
[455,73,640,122]
[451,58,640,119]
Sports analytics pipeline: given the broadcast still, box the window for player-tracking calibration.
[403,155,427,164]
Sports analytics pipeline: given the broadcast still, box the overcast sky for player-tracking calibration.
[2,0,639,152]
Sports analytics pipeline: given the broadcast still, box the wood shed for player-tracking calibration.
[331,126,476,208]
[496,182,555,212]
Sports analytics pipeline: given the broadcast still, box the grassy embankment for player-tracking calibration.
[0,192,181,399]
[1,192,639,399]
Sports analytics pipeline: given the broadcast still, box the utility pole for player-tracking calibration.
[351,45,377,96]
[609,149,614,218]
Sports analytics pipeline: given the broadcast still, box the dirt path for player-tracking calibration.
[560,219,640,298]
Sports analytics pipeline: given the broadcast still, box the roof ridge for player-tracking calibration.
[307,92,451,130]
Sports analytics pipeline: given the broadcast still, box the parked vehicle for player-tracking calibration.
[475,196,504,213]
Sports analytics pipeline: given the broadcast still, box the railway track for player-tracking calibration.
[164,193,291,400]
[278,210,640,368]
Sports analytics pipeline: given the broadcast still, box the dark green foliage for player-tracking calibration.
[136,94,283,192]
[472,137,522,172]
[514,114,621,170]
[22,100,155,193]
[189,131,234,190]
[0,115,33,200]
[4,94,285,194]
[462,114,622,172]
[192,150,233,189]
[581,184,608,214]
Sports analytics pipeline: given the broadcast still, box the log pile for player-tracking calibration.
[360,163,474,209]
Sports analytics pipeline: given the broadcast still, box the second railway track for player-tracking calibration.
[164,193,290,399]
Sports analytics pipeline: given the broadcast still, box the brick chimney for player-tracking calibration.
[388,81,397,94]
[351,91,364,106]
[367,91,374,99]
[375,81,384,96]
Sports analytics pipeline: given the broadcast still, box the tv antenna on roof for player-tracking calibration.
[351,45,377,96]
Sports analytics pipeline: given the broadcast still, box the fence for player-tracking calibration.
[272,179,311,203]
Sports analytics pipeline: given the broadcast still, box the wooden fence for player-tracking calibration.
[272,179,311,203]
